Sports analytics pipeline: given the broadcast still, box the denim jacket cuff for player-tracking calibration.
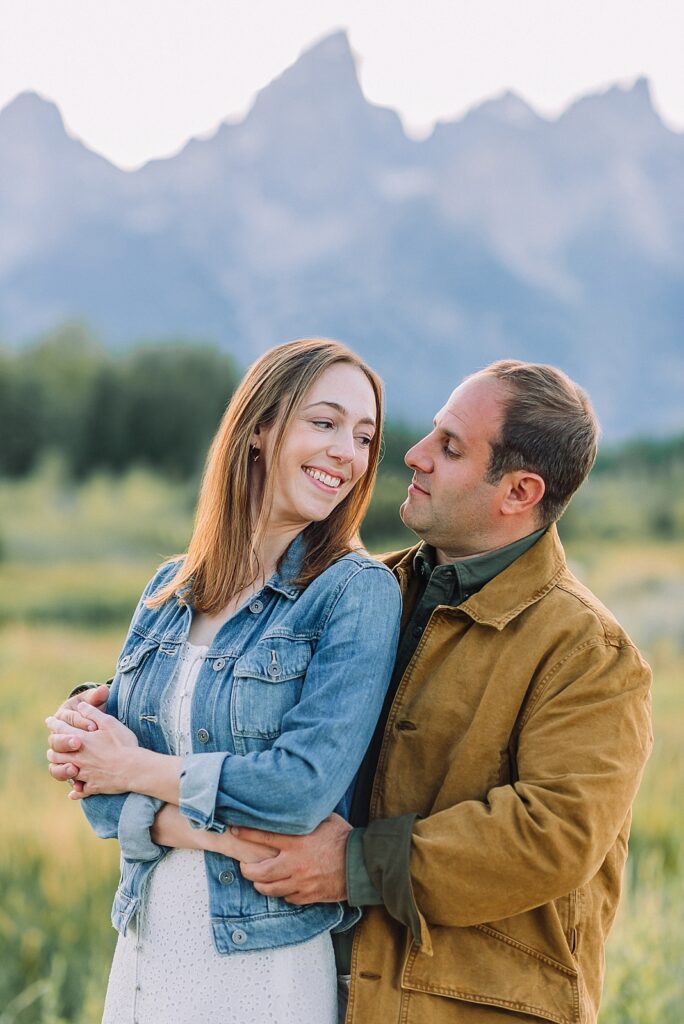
[179,752,229,832]
[118,793,166,861]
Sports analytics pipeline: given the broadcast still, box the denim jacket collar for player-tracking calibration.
[265,532,306,600]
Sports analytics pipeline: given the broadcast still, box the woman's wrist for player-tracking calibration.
[123,748,183,805]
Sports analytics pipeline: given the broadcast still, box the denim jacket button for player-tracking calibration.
[267,664,280,678]
[197,728,210,743]
[219,869,235,885]
[213,658,226,671]
[249,600,264,614]
[232,929,247,945]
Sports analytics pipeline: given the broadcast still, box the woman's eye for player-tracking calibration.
[312,420,334,430]
[356,435,373,448]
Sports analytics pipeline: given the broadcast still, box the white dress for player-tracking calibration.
[101,640,337,1024]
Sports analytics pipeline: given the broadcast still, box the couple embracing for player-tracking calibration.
[47,338,652,1024]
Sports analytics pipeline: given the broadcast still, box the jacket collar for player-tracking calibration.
[264,532,306,600]
[459,524,567,630]
[387,524,567,632]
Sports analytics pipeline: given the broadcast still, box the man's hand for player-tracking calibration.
[235,813,351,904]
[46,684,110,791]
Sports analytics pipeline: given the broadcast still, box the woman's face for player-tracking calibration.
[255,362,377,532]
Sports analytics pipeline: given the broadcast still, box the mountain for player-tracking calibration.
[1,31,683,435]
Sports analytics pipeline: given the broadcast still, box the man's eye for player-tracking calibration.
[443,445,460,458]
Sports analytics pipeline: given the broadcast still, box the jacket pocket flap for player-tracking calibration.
[117,637,159,673]
[402,924,580,1024]
[234,639,312,683]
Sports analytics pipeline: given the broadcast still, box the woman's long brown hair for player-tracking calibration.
[149,338,385,613]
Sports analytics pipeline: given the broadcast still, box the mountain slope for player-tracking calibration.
[1,33,682,434]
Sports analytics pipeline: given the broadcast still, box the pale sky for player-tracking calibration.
[1,0,682,170]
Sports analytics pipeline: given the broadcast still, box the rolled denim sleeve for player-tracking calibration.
[179,565,401,834]
[118,794,166,860]
[81,793,129,840]
[80,792,164,862]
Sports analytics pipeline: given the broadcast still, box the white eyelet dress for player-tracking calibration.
[101,640,337,1024]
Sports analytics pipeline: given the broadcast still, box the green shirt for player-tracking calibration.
[335,527,546,973]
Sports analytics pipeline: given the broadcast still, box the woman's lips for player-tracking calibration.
[303,467,342,493]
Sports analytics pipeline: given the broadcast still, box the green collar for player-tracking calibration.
[413,527,547,604]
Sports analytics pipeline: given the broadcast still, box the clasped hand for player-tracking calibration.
[46,697,138,798]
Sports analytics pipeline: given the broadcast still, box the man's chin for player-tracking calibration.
[400,499,422,534]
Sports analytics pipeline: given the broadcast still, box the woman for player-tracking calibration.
[46,338,401,1024]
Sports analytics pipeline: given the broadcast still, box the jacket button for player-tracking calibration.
[219,870,235,885]
[232,929,247,945]
[213,658,226,671]
[267,664,280,678]
[249,600,264,614]
[197,728,210,743]
[396,720,417,731]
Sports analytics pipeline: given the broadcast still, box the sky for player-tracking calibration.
[1,0,683,170]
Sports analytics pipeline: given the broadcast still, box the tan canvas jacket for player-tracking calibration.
[346,526,653,1024]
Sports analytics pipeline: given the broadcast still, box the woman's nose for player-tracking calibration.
[327,434,355,462]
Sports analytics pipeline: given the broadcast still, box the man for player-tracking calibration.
[50,361,652,1024]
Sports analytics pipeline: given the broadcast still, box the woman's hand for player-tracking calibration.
[53,684,110,730]
[46,703,139,798]
[46,685,111,792]
[150,804,278,862]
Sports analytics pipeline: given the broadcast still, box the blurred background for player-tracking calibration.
[1,4,683,1021]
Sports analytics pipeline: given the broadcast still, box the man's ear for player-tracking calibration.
[500,472,545,517]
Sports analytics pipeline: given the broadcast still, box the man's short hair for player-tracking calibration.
[473,360,600,525]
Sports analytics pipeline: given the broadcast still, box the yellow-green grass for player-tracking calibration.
[0,539,681,1021]
[0,625,121,1023]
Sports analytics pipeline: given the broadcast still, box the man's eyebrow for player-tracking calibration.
[303,401,376,427]
[433,419,465,445]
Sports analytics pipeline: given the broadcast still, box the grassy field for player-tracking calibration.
[0,468,681,1022]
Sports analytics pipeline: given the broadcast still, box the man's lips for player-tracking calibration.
[409,480,430,496]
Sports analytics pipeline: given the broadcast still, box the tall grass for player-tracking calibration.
[0,469,681,1021]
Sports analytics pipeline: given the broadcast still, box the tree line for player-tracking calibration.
[0,324,420,481]
[1,323,682,484]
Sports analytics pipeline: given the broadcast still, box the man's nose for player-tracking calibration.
[405,437,432,473]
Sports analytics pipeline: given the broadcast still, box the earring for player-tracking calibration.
[250,446,260,463]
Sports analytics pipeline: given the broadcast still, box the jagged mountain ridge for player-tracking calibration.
[1,31,683,434]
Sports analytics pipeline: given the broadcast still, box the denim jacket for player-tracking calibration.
[81,535,401,955]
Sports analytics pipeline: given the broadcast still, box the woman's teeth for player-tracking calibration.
[304,467,342,488]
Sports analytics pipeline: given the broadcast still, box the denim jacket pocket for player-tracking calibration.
[231,638,311,748]
[116,636,160,725]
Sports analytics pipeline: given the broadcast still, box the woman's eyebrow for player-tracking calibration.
[303,401,376,427]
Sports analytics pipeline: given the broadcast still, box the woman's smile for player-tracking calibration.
[303,465,345,491]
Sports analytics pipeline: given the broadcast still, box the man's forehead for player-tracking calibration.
[433,377,507,441]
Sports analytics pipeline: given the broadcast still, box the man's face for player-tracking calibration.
[400,375,511,560]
